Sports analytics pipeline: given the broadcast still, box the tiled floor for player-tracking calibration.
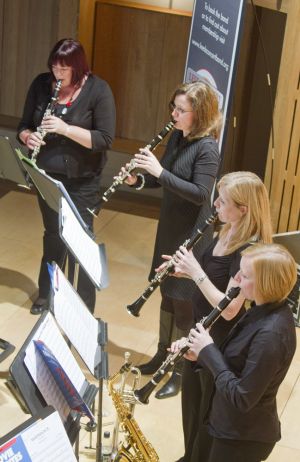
[0,190,300,461]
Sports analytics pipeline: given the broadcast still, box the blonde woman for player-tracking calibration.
[168,171,273,462]
[184,244,297,462]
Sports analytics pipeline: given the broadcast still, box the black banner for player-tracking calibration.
[185,0,246,150]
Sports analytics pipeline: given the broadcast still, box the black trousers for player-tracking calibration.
[37,175,101,313]
[180,360,275,462]
[181,359,214,462]
[207,437,275,462]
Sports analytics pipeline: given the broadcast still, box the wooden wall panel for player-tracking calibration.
[93,1,191,147]
[264,0,300,232]
[221,0,299,233]
[0,0,79,122]
[78,0,97,66]
[155,13,191,132]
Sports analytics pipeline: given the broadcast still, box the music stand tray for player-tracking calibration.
[0,138,30,188]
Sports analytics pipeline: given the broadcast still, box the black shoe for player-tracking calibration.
[155,371,182,399]
[138,350,167,375]
[30,297,48,315]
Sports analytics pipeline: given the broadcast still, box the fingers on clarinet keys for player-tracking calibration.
[155,372,182,400]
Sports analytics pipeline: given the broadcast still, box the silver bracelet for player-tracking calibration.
[135,173,145,190]
[194,273,207,285]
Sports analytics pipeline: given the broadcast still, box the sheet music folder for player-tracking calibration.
[9,312,97,442]
[0,406,77,461]
[0,137,30,188]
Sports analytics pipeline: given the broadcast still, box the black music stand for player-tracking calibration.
[19,154,89,229]
[19,154,108,290]
[0,406,77,461]
[0,138,30,188]
[58,197,109,290]
[49,263,108,461]
[0,338,15,363]
[9,311,98,446]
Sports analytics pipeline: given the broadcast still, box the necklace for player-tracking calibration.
[60,86,78,114]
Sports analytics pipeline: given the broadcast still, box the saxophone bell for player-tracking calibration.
[108,352,159,461]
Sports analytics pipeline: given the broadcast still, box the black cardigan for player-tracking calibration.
[199,300,297,443]
[17,73,116,178]
[144,129,220,300]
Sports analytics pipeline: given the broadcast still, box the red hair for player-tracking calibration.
[47,38,90,86]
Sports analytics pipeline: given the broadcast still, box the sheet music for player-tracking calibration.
[52,264,100,374]
[1,410,77,462]
[60,197,102,287]
[24,313,86,422]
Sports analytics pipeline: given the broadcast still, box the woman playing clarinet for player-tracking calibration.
[166,171,273,461]
[179,243,297,462]
[123,81,222,398]
[17,38,116,315]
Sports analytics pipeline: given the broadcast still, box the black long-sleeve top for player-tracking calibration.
[145,130,220,300]
[199,300,297,443]
[17,72,116,178]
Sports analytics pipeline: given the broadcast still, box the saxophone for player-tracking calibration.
[107,364,159,461]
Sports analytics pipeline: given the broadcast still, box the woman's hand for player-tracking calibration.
[169,337,187,354]
[117,165,138,186]
[155,254,173,273]
[185,323,213,361]
[41,115,68,136]
[173,247,204,280]
[133,147,163,178]
[26,131,45,150]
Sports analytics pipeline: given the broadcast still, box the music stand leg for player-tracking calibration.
[74,434,80,461]
[96,378,104,462]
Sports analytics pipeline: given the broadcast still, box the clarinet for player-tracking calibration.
[31,79,62,162]
[101,121,175,203]
[124,286,241,405]
[127,211,218,317]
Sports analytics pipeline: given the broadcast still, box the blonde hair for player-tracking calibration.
[169,81,223,141]
[241,244,297,303]
[218,171,273,254]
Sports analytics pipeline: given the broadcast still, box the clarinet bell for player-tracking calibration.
[126,296,146,317]
[127,303,141,317]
